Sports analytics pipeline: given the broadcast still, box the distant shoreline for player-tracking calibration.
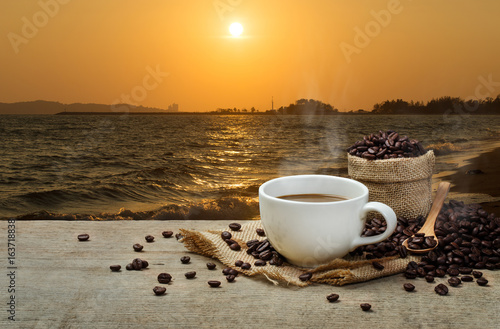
[2,98,499,115]
[52,111,500,116]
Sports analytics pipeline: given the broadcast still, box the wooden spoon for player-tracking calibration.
[402,181,451,253]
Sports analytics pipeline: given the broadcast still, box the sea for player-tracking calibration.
[1,114,499,220]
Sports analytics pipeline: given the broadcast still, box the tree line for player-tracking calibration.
[371,95,500,115]
[207,95,500,115]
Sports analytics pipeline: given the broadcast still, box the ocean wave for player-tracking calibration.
[11,196,260,221]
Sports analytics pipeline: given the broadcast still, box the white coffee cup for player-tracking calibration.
[259,175,397,267]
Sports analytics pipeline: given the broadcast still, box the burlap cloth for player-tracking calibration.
[180,221,419,286]
[348,150,435,219]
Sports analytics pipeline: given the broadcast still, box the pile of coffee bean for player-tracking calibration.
[405,233,437,250]
[125,258,149,271]
[347,130,427,160]
[245,238,285,267]
[351,216,425,259]
[354,199,499,298]
[219,224,286,267]
[221,231,242,251]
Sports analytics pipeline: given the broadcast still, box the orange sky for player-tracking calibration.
[1,0,500,112]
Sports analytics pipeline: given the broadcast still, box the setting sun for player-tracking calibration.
[229,22,244,37]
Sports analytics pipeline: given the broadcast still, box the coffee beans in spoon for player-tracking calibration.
[347,130,427,160]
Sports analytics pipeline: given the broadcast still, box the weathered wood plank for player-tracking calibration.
[1,220,498,328]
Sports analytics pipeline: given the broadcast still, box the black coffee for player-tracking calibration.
[277,193,348,202]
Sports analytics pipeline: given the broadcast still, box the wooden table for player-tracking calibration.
[1,220,498,328]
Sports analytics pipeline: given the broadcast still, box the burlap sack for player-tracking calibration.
[180,221,419,286]
[348,151,435,219]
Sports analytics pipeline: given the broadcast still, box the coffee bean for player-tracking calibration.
[175,233,183,240]
[157,273,172,284]
[412,237,424,244]
[222,267,232,275]
[77,234,89,241]
[326,293,340,302]
[255,259,266,266]
[448,277,461,287]
[363,153,376,160]
[372,261,384,270]
[110,265,121,272]
[180,256,190,264]
[269,254,284,266]
[235,260,243,267]
[208,280,221,288]
[461,275,474,282]
[141,259,149,269]
[360,303,372,311]
[145,235,155,243]
[434,283,449,295]
[131,258,143,270]
[458,267,472,274]
[125,263,133,271]
[404,269,417,279]
[403,283,415,292]
[256,228,266,237]
[476,278,488,286]
[424,236,437,248]
[447,268,459,276]
[246,239,260,248]
[256,240,270,253]
[185,271,196,279]
[425,275,435,283]
[398,245,408,258]
[226,275,236,282]
[206,262,216,270]
[162,231,173,238]
[472,271,483,278]
[229,243,241,251]
[224,239,237,246]
[299,273,312,282]
[133,243,144,252]
[259,250,273,261]
[229,223,241,231]
[221,231,232,240]
[153,286,166,296]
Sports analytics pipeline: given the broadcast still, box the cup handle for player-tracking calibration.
[350,202,397,251]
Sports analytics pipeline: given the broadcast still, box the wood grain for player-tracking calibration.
[1,220,498,328]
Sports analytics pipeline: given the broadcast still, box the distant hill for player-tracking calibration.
[0,100,169,115]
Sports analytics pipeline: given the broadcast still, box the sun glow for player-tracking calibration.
[229,22,243,37]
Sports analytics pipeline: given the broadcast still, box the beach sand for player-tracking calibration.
[443,147,500,215]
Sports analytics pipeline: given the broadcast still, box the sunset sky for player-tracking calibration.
[1,0,500,112]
